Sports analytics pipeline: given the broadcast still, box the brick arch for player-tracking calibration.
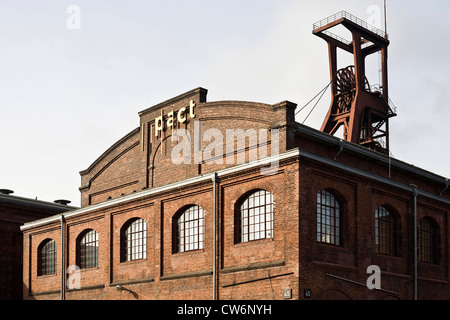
[317,187,346,208]
[120,217,147,233]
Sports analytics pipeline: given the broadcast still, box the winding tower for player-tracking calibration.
[313,11,396,155]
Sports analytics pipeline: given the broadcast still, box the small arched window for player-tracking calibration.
[316,190,341,246]
[418,217,439,264]
[121,218,147,262]
[375,206,398,256]
[38,239,57,276]
[237,190,274,243]
[77,229,99,269]
[175,205,205,253]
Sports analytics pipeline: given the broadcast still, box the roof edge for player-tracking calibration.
[21,148,300,231]
[79,127,140,175]
[294,122,449,184]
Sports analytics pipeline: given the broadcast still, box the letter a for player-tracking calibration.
[171,129,191,164]
[66,5,81,30]
[366,265,381,290]
[67,265,81,289]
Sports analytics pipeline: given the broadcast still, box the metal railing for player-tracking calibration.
[313,11,388,40]
[320,30,352,46]
[388,97,397,115]
[369,84,398,115]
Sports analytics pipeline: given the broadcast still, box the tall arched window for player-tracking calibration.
[121,218,147,262]
[175,205,205,253]
[38,239,56,276]
[375,206,398,256]
[237,190,274,243]
[418,217,439,264]
[316,190,341,246]
[77,229,99,269]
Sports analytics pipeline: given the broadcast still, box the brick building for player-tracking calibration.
[0,190,75,299]
[20,86,450,300]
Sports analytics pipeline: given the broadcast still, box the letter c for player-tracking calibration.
[177,107,187,123]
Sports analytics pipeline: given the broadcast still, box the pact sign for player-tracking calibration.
[154,100,196,138]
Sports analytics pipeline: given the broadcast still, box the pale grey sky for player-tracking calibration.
[1,1,449,207]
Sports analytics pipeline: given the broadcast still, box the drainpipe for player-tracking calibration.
[410,184,418,300]
[60,214,65,300]
[440,178,450,196]
[212,172,218,300]
[334,139,345,160]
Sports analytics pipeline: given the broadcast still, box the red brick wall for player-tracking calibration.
[80,88,296,208]
[0,200,70,300]
[23,144,450,300]
[24,221,61,298]
[23,88,450,300]
[297,156,450,300]
[23,159,300,300]
[79,128,142,207]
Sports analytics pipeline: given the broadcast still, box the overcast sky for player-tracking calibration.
[1,0,449,207]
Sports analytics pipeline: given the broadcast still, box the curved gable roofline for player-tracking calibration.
[79,127,140,176]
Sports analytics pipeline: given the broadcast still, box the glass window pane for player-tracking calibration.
[239,190,274,243]
[176,206,205,253]
[121,219,146,262]
[316,190,341,246]
[39,239,57,276]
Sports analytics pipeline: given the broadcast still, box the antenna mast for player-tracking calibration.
[384,0,387,36]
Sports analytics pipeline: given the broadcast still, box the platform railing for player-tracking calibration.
[313,11,388,40]
[320,30,353,46]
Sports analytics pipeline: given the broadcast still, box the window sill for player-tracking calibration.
[374,253,402,260]
[316,240,349,248]
[221,260,285,274]
[37,273,57,278]
[79,266,100,272]
[234,237,274,248]
[419,260,441,267]
[172,248,205,256]
[119,258,147,266]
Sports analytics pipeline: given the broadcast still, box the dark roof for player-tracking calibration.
[0,193,78,213]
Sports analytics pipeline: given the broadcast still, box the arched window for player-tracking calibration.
[316,190,341,246]
[38,239,56,276]
[375,206,398,256]
[77,229,99,269]
[237,190,274,243]
[121,218,147,262]
[175,205,205,253]
[418,217,439,264]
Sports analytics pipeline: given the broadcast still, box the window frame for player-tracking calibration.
[316,189,342,246]
[235,189,274,244]
[38,239,57,276]
[120,218,147,262]
[375,206,398,256]
[174,205,205,253]
[418,217,439,264]
[77,229,99,269]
